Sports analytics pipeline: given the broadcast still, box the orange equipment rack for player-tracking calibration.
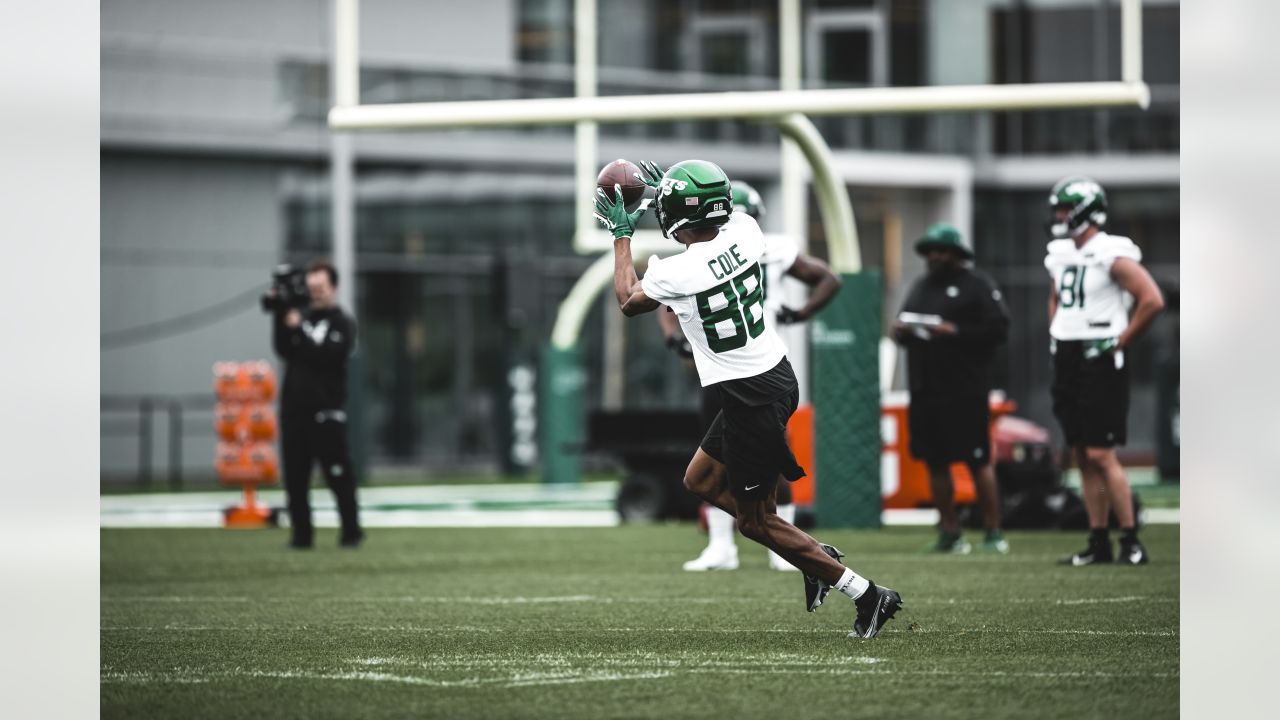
[881,391,1017,510]
[785,392,1016,513]
[213,361,281,528]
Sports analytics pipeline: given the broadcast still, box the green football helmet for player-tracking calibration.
[1048,176,1107,239]
[730,180,765,219]
[654,160,733,239]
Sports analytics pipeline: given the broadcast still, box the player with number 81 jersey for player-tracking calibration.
[642,211,788,385]
[1042,176,1165,569]
[1044,230,1142,341]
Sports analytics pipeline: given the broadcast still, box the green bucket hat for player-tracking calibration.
[914,222,973,259]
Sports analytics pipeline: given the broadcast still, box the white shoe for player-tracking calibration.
[682,544,739,571]
[768,551,800,572]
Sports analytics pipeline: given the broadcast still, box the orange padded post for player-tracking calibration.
[881,394,1017,510]
[214,361,280,529]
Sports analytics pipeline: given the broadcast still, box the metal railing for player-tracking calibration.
[101,394,217,489]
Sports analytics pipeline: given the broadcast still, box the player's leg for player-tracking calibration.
[766,362,797,555]
[683,507,739,571]
[684,449,832,580]
[926,462,968,553]
[280,414,315,549]
[1066,344,1145,564]
[683,447,738,516]
[315,413,363,548]
[682,411,738,570]
[963,395,1006,553]
[711,397,868,585]
[1085,446,1132,525]
[969,460,1008,553]
[1087,445,1147,564]
[767,479,799,571]
[1062,445,1115,565]
[1083,348,1146,564]
[1054,341,1111,565]
[689,428,899,625]
[736,492,902,638]
[732,490,833,579]
[911,395,966,552]
[927,463,958,534]
[970,462,999,531]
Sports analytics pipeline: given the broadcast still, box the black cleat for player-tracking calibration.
[1058,539,1114,566]
[804,543,845,613]
[339,531,366,549]
[850,583,903,639]
[1116,538,1149,565]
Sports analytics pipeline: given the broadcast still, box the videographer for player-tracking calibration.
[268,259,364,549]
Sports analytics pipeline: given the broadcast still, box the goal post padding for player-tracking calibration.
[540,343,585,484]
[813,271,883,529]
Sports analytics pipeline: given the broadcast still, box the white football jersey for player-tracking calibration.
[761,232,800,326]
[642,212,788,386]
[1044,231,1143,340]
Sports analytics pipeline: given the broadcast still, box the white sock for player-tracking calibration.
[835,568,870,600]
[706,507,737,549]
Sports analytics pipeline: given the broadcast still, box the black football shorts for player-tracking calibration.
[700,385,806,501]
[1051,339,1130,448]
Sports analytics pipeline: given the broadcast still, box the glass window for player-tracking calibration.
[991,3,1179,155]
[518,0,574,65]
[821,28,873,85]
[701,32,753,76]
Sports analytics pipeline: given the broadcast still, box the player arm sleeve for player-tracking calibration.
[639,257,680,302]
[1098,238,1143,269]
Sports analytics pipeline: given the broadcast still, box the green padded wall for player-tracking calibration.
[812,271,882,528]
[539,343,585,484]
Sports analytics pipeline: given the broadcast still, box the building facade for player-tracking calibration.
[101,0,1179,483]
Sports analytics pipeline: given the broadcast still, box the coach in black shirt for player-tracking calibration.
[272,260,363,549]
[892,223,1009,555]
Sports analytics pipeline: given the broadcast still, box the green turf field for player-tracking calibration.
[101,525,1178,719]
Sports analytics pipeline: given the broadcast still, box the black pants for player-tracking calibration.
[908,393,991,467]
[281,409,362,545]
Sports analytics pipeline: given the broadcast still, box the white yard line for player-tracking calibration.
[101,625,1176,637]
[101,481,1177,527]
[103,594,1175,607]
[99,509,620,528]
[100,482,621,528]
[883,507,1179,526]
[101,668,674,689]
[102,595,596,604]
[101,664,1176,688]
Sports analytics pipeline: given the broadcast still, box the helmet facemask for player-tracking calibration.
[1047,177,1107,239]
[1049,202,1108,239]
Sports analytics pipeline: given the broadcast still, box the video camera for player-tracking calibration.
[260,264,310,313]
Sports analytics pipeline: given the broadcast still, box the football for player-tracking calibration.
[596,159,646,210]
